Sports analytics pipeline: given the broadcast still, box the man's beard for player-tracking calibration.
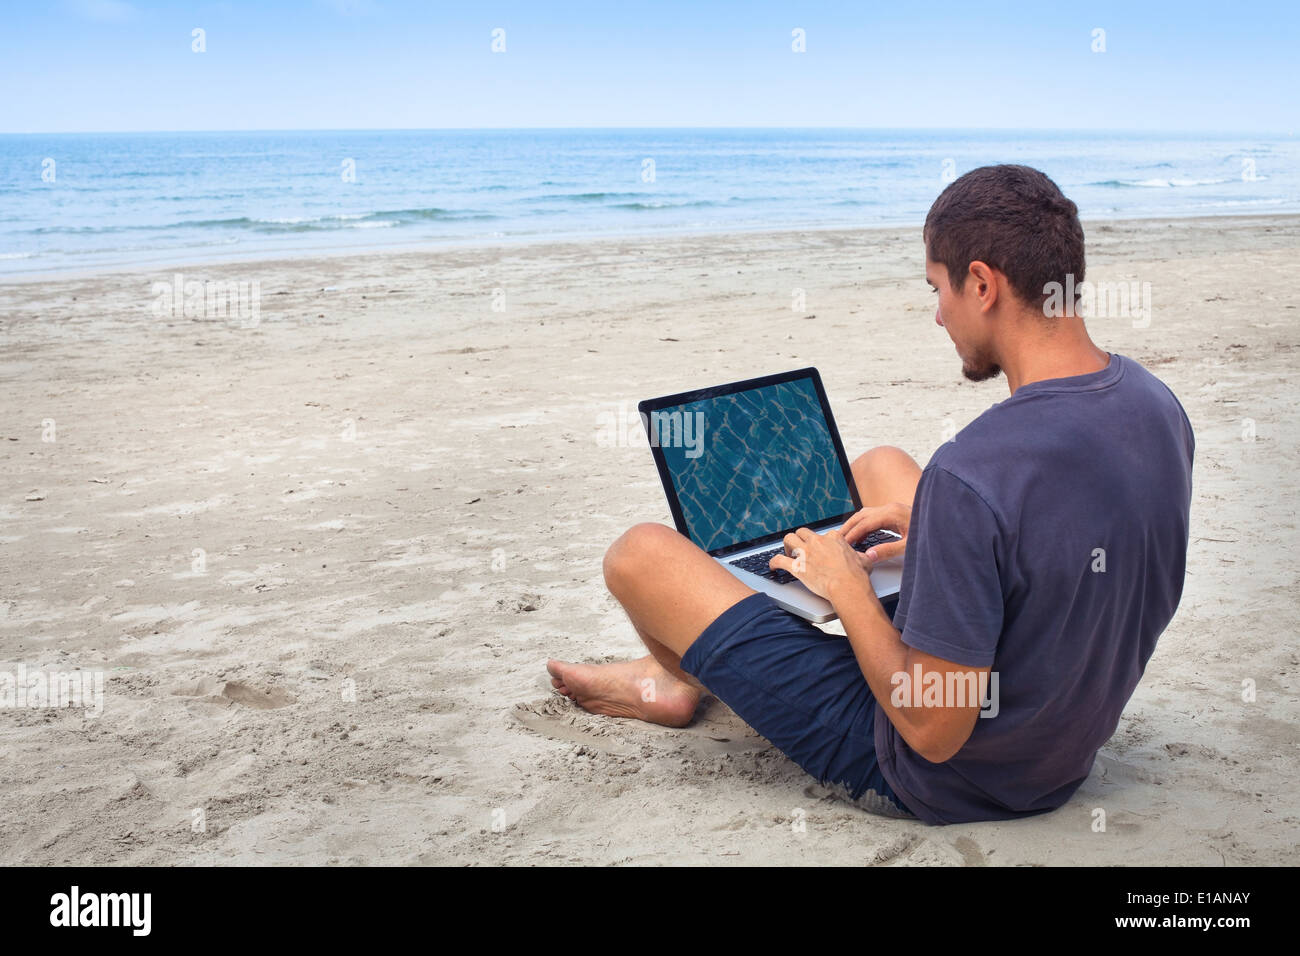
[961,343,1003,383]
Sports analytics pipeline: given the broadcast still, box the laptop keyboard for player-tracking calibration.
[728,529,899,584]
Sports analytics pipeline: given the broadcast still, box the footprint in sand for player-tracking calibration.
[496,592,544,613]
[511,694,767,757]
[170,677,295,710]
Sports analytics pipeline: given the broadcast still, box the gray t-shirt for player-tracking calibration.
[875,352,1195,824]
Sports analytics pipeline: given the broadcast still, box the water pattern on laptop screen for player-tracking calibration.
[657,378,855,553]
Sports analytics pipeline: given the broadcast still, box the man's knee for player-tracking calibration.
[852,444,913,475]
[603,522,680,593]
[852,445,921,506]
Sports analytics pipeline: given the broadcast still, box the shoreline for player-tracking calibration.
[3,210,1298,287]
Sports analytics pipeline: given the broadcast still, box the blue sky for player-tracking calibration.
[1,0,1296,132]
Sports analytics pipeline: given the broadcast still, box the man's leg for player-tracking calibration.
[547,522,755,726]
[547,445,922,727]
[851,445,922,619]
[851,444,922,511]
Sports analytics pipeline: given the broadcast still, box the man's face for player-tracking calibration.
[925,257,1002,383]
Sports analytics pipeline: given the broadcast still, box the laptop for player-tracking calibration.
[638,367,903,624]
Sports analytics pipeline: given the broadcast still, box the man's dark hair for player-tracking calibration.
[924,164,1085,311]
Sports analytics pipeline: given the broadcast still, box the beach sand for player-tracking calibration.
[1,215,1297,865]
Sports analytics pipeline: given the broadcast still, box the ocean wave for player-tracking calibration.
[254,216,326,224]
[521,191,651,204]
[1192,197,1292,208]
[249,213,398,225]
[26,208,499,235]
[1089,177,1236,188]
[371,207,499,221]
[608,199,718,210]
[234,210,489,232]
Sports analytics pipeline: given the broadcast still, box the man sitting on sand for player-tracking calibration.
[547,165,1195,825]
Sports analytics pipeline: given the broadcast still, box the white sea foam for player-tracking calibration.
[1124,177,1234,188]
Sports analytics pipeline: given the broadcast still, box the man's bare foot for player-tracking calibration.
[545,655,700,727]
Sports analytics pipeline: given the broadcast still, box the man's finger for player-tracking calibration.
[768,553,799,575]
[845,505,907,543]
[842,510,886,542]
[863,538,906,563]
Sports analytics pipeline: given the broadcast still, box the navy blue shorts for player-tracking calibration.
[680,590,916,819]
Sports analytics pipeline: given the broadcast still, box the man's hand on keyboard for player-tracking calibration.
[839,502,911,569]
[767,527,867,602]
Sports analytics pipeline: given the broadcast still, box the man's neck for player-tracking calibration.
[1001,322,1111,395]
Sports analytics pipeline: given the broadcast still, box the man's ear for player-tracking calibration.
[966,260,1000,313]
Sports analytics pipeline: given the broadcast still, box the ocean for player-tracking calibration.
[0,128,1295,276]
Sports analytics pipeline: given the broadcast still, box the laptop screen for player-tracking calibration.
[641,370,859,555]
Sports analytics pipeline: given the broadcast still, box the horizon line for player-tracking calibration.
[2,125,1294,136]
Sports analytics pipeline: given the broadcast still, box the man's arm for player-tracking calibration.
[770,525,989,764]
[774,463,1004,762]
[829,570,987,763]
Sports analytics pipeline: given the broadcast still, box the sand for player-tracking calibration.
[1,215,1297,865]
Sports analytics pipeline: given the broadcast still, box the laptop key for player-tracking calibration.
[853,530,898,551]
[730,530,900,581]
